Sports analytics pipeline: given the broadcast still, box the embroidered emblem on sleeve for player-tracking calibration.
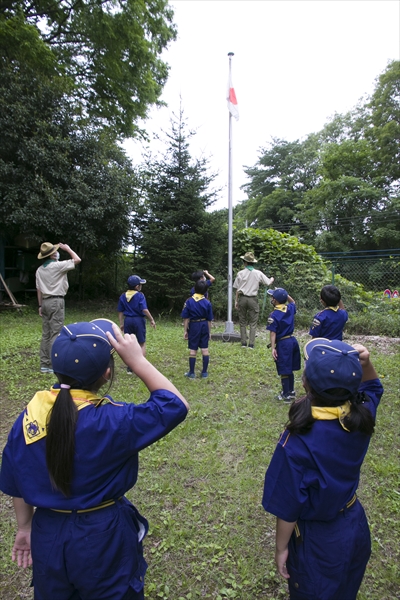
[26,420,41,439]
[312,318,321,327]
[267,317,274,325]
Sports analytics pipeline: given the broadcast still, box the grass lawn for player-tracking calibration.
[0,306,399,599]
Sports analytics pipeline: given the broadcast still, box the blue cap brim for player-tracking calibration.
[90,319,120,353]
[304,338,359,360]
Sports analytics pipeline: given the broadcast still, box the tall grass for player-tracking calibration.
[0,307,399,599]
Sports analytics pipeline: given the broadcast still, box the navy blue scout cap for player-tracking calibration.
[128,275,146,287]
[304,338,362,400]
[52,322,114,386]
[267,288,288,303]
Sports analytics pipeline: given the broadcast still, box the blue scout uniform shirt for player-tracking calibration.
[0,388,187,510]
[117,290,148,318]
[181,295,214,322]
[309,306,348,340]
[262,378,383,522]
[266,302,296,339]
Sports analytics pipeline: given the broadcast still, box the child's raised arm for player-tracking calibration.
[107,324,189,409]
[352,344,379,382]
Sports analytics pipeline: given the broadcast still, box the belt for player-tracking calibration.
[277,335,293,342]
[43,295,64,299]
[190,318,206,322]
[51,498,119,514]
[241,294,257,298]
[294,493,357,544]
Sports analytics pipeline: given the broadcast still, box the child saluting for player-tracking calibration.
[0,319,188,600]
[262,338,383,599]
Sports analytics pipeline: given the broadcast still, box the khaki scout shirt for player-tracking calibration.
[35,259,75,297]
[233,267,273,297]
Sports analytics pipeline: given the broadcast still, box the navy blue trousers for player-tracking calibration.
[31,498,148,600]
[287,500,371,599]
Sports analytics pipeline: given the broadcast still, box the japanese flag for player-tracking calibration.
[227,75,239,121]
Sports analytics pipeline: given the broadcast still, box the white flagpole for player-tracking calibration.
[225,52,235,335]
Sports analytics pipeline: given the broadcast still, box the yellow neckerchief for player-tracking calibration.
[312,401,351,432]
[274,303,287,313]
[192,294,205,302]
[325,305,339,312]
[125,290,138,302]
[23,388,103,445]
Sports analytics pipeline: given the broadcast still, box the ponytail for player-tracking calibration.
[342,392,375,435]
[46,359,114,496]
[46,379,78,497]
[286,394,316,435]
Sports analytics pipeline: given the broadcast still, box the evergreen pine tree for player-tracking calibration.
[138,107,225,309]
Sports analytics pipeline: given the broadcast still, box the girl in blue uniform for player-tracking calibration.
[118,275,156,358]
[0,319,189,600]
[309,284,348,340]
[266,287,301,402]
[262,338,383,600]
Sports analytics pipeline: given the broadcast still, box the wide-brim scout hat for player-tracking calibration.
[38,242,60,259]
[303,338,362,400]
[240,251,258,263]
[267,288,288,303]
[52,321,115,386]
[128,275,146,287]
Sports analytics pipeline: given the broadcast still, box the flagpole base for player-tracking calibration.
[224,321,234,334]
[211,322,241,343]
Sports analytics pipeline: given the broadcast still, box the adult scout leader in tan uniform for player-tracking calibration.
[233,252,274,348]
[36,242,81,373]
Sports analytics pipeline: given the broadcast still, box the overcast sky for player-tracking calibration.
[123,0,400,210]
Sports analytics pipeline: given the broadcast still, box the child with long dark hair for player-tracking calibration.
[0,319,189,600]
[262,338,383,599]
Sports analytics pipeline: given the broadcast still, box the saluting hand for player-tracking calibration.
[106,323,145,371]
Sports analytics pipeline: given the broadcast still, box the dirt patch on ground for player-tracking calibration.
[344,334,400,355]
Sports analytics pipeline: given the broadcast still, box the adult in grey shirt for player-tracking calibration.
[233,252,274,348]
[36,242,81,373]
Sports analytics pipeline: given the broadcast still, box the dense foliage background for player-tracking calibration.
[0,2,398,331]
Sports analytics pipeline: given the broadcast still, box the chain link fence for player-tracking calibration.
[319,250,400,295]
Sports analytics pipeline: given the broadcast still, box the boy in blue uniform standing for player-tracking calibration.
[0,319,189,600]
[309,284,348,340]
[118,275,156,363]
[266,288,301,402]
[181,280,214,379]
[262,339,383,600]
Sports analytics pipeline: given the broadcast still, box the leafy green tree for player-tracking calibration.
[136,108,226,309]
[237,62,400,252]
[237,135,320,233]
[365,60,400,188]
[0,64,138,257]
[1,0,177,137]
